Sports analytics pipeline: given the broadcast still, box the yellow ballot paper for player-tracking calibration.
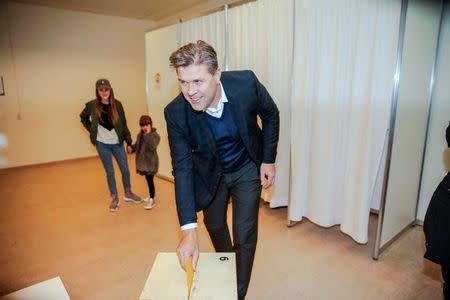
[186,256,194,300]
[139,252,237,300]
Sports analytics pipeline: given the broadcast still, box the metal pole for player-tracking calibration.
[224,4,229,71]
[414,0,444,225]
[373,0,408,260]
[287,0,296,227]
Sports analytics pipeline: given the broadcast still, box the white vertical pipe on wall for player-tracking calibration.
[177,19,182,47]
[224,4,229,71]
[287,0,296,227]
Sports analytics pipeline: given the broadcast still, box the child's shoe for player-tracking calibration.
[144,198,156,210]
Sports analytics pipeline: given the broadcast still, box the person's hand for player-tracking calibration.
[177,228,199,272]
[260,163,276,189]
[126,145,132,153]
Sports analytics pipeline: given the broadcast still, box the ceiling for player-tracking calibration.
[12,0,250,28]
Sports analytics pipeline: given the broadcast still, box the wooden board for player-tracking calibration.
[139,252,237,300]
[0,277,70,300]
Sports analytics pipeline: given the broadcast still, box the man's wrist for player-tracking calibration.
[181,223,198,231]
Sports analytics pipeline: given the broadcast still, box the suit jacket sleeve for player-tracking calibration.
[164,103,198,226]
[252,71,280,163]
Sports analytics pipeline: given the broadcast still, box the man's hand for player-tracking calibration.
[260,163,276,189]
[177,228,199,271]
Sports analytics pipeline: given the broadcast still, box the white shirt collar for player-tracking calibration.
[206,82,228,118]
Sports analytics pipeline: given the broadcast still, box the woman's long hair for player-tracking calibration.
[95,88,118,124]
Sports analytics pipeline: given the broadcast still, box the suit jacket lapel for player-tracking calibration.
[198,113,217,153]
[222,80,250,148]
[185,102,217,155]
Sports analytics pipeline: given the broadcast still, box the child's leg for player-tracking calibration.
[144,174,156,210]
[145,174,155,198]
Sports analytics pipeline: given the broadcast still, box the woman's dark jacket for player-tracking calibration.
[80,99,132,146]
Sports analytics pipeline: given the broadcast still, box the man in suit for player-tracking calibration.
[164,40,279,300]
[424,121,450,300]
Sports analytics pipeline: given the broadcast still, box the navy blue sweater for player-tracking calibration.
[205,103,251,172]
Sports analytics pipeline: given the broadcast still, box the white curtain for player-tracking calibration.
[179,11,226,68]
[229,0,294,208]
[289,0,401,243]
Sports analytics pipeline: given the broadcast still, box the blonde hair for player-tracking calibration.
[169,40,218,75]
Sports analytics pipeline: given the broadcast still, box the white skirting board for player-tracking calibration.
[0,277,70,300]
[139,252,237,300]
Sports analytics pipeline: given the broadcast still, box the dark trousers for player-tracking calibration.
[203,162,261,300]
[443,264,450,300]
[145,174,155,198]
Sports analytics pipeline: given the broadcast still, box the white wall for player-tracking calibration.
[380,0,442,247]
[145,25,180,179]
[0,1,155,167]
[417,1,450,221]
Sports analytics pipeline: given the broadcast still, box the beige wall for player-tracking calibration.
[0,1,156,167]
[145,25,179,179]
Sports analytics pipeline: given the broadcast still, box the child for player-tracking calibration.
[132,115,160,209]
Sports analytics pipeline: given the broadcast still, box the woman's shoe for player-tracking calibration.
[124,191,142,203]
[109,195,119,212]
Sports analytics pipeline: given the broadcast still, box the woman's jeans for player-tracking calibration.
[96,141,131,196]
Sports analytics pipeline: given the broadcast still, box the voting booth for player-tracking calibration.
[140,252,237,300]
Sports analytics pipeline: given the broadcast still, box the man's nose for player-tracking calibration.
[187,83,197,95]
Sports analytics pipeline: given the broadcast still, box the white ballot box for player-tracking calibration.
[139,252,237,300]
[0,277,70,300]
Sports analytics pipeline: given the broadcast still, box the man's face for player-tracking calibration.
[176,64,221,111]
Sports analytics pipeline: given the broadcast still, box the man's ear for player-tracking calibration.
[214,67,222,82]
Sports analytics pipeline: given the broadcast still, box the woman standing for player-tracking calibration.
[80,78,141,212]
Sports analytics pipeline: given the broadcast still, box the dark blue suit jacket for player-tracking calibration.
[423,122,450,265]
[164,70,280,226]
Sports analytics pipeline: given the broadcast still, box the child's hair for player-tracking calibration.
[139,115,153,126]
